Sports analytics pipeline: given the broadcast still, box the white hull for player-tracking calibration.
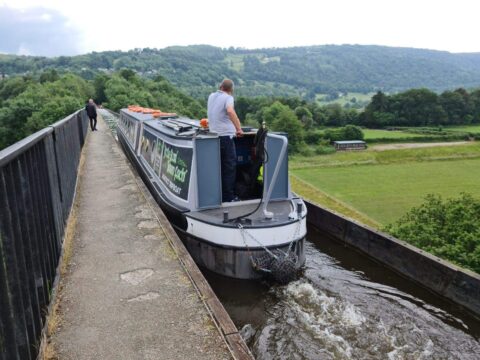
[186,216,307,248]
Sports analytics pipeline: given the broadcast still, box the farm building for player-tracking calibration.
[333,140,367,151]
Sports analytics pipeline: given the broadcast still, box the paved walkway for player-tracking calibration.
[51,116,230,359]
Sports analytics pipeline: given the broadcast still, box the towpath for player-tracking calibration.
[50,116,231,359]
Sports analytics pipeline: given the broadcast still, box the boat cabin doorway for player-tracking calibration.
[233,127,267,201]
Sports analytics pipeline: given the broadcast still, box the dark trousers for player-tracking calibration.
[219,136,237,202]
[89,116,97,131]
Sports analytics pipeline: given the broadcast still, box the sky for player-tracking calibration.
[1,0,479,57]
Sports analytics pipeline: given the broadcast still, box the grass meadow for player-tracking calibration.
[362,129,433,140]
[291,142,480,226]
[446,125,480,133]
[315,92,374,107]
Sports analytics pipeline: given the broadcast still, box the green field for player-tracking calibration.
[317,128,441,143]
[446,125,480,133]
[292,142,480,169]
[362,129,431,140]
[291,143,480,226]
[315,92,374,107]
[224,54,245,71]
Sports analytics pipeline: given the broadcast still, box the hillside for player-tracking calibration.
[1,45,480,99]
[0,70,205,150]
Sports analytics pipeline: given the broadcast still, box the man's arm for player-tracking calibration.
[226,105,243,136]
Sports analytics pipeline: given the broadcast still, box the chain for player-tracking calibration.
[237,218,303,259]
[238,223,278,259]
[286,219,302,254]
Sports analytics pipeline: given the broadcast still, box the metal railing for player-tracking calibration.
[0,109,89,360]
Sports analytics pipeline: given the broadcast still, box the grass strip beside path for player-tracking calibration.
[291,174,381,229]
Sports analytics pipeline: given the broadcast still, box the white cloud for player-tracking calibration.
[1,0,480,54]
[40,13,52,22]
[17,43,31,55]
[0,5,84,56]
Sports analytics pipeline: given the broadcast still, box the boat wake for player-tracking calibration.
[247,241,480,359]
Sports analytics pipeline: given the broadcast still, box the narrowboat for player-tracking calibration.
[116,106,307,281]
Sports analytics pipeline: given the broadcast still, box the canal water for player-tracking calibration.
[205,225,480,360]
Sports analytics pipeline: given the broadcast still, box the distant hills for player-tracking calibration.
[1,44,480,99]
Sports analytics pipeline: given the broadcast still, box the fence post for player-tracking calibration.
[0,232,20,360]
[77,111,85,146]
[0,170,31,359]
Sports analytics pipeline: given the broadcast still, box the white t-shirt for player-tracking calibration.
[207,90,235,136]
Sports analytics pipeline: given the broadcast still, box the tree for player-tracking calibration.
[0,76,32,103]
[118,68,137,81]
[439,90,467,124]
[261,101,304,153]
[294,106,313,130]
[324,103,345,126]
[93,74,109,104]
[103,72,205,118]
[471,89,480,123]
[0,74,93,149]
[385,193,480,273]
[324,125,364,142]
[368,91,389,112]
[394,89,447,126]
[343,125,364,140]
[39,69,59,83]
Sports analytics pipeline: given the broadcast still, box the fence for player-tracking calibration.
[0,109,88,359]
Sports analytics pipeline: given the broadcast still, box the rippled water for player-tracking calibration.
[205,226,480,360]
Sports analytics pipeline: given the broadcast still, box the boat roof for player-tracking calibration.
[121,108,178,121]
[333,140,366,144]
[143,118,218,140]
[121,108,217,140]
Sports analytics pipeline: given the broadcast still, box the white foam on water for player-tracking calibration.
[251,242,480,359]
[321,327,353,358]
[283,281,366,359]
[376,318,437,360]
[420,339,434,359]
[342,303,366,326]
[387,348,400,360]
[377,319,401,352]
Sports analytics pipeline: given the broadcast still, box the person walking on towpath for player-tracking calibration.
[86,98,98,131]
[207,79,243,202]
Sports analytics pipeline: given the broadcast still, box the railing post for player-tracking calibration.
[44,135,64,251]
[0,170,31,359]
[0,232,20,360]
[77,111,85,146]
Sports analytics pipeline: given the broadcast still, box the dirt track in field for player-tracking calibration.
[371,141,470,151]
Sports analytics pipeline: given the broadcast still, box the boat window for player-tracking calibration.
[124,116,136,145]
[152,139,163,176]
[140,130,157,169]
[159,142,193,201]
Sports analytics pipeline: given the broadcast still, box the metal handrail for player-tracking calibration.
[0,127,53,167]
[0,109,86,167]
[262,133,288,219]
[0,108,88,359]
